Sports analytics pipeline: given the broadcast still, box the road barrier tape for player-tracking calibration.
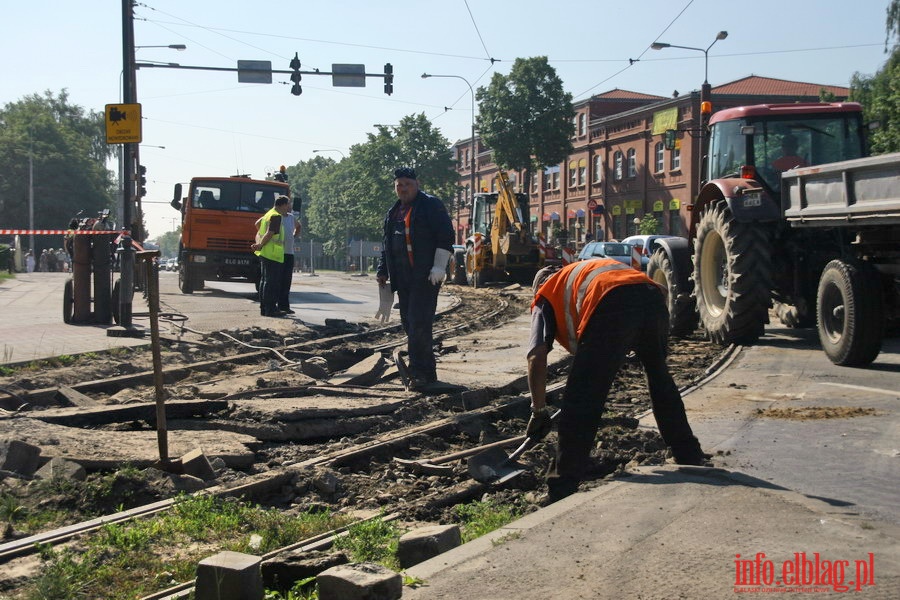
[0,229,127,236]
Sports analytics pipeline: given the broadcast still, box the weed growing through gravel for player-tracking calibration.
[332,514,402,570]
[455,499,522,543]
[15,494,352,600]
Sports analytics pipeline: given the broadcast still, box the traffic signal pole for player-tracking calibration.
[110,0,142,338]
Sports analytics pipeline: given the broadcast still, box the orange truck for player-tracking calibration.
[170,175,295,294]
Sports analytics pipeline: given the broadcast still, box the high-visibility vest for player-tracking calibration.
[254,208,284,263]
[534,258,656,353]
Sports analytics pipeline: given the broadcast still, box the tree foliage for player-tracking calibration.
[301,113,456,258]
[0,90,116,251]
[476,57,574,189]
[850,1,900,154]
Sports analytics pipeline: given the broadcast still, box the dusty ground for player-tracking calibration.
[0,287,726,564]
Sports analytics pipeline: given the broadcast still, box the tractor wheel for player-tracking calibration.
[63,278,74,324]
[648,248,698,338]
[816,259,884,366]
[692,200,772,345]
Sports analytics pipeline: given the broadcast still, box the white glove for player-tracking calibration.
[429,248,451,286]
[375,284,394,323]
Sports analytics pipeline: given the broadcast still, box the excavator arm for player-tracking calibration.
[491,170,525,257]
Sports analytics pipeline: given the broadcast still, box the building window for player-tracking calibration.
[614,151,624,181]
[654,142,664,173]
[627,148,636,178]
[577,159,586,185]
[671,146,681,171]
[578,114,586,136]
[532,174,539,193]
[569,161,577,188]
[593,154,602,183]
[552,167,560,190]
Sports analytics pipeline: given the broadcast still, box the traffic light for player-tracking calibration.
[138,165,147,197]
[664,129,677,151]
[289,53,302,96]
[384,63,393,96]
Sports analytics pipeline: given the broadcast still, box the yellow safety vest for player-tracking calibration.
[254,207,284,262]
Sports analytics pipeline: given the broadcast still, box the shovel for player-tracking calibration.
[394,435,527,476]
[467,409,560,484]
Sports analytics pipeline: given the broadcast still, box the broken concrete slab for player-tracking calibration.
[181,448,217,481]
[0,439,41,477]
[397,524,462,568]
[34,457,86,481]
[195,551,263,600]
[326,353,388,387]
[261,550,349,593]
[317,562,402,600]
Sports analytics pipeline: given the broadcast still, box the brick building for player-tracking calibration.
[450,76,850,246]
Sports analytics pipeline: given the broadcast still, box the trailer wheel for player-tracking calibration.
[692,199,771,345]
[648,248,698,337]
[816,259,883,366]
[465,245,488,287]
[451,247,467,285]
[63,278,74,324]
[178,264,194,294]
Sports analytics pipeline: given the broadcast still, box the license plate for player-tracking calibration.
[742,192,762,208]
[224,258,251,266]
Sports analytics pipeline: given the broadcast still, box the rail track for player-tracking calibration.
[0,282,729,598]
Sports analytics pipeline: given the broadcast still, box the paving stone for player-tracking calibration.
[317,562,401,600]
[195,550,263,600]
[397,524,462,568]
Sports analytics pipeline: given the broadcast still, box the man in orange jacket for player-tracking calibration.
[526,259,707,502]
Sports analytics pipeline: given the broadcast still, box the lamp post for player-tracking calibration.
[312,149,345,159]
[651,31,727,187]
[421,73,476,233]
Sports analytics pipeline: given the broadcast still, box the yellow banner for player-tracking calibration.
[651,107,678,135]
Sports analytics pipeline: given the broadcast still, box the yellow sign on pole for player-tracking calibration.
[105,103,142,144]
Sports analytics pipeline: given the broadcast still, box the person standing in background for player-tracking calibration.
[25,250,35,273]
[277,200,301,314]
[376,167,454,392]
[250,195,290,317]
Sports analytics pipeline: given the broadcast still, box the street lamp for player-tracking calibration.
[651,31,727,188]
[312,149,345,159]
[421,73,476,227]
[136,44,186,51]
[650,31,727,87]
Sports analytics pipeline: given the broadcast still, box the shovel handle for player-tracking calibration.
[503,408,562,464]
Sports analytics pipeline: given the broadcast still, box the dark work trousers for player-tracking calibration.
[277,253,295,311]
[396,278,440,381]
[258,256,283,316]
[551,283,699,488]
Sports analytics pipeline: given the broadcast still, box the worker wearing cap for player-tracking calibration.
[526,259,707,502]
[376,167,454,392]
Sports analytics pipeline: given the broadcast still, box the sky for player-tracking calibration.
[2,0,891,239]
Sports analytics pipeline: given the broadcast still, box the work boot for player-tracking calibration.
[670,437,710,466]
[546,476,579,503]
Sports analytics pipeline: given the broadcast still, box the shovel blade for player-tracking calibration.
[467,446,522,483]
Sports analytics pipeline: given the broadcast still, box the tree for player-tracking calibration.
[476,57,575,190]
[0,91,115,251]
[304,114,456,259]
[849,1,900,153]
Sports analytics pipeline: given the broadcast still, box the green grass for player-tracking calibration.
[332,514,402,570]
[455,499,523,543]
[16,494,352,600]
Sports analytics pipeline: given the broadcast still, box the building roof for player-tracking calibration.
[712,75,850,98]
[593,88,667,101]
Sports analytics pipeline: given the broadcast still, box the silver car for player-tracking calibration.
[576,241,635,266]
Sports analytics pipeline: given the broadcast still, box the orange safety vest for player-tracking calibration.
[533,259,657,353]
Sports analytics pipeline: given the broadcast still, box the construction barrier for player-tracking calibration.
[0,229,129,236]
[631,245,643,271]
[561,247,575,265]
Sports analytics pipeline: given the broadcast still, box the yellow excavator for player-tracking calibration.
[457,169,549,287]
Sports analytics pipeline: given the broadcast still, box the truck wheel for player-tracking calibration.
[692,200,771,345]
[648,249,698,337]
[816,259,884,366]
[465,245,488,287]
[63,278,74,324]
[178,265,194,294]
[452,247,467,285]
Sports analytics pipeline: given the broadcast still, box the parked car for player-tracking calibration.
[620,235,682,270]
[165,257,178,272]
[576,241,634,266]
